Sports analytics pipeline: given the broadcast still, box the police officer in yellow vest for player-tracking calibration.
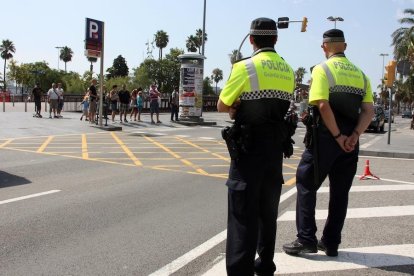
[217,18,295,276]
[283,29,374,257]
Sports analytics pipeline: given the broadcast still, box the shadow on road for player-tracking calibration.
[0,171,31,188]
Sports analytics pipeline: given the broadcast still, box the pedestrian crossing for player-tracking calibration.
[194,174,414,275]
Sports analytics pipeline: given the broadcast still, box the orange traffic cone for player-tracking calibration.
[359,160,380,180]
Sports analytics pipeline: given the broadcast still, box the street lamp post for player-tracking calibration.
[379,53,389,85]
[327,16,344,28]
[55,46,64,70]
[201,0,206,56]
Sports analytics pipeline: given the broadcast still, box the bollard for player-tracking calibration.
[12,95,15,107]
[25,98,27,112]
[2,94,5,112]
[45,98,47,112]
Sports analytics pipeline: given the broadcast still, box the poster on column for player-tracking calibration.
[179,65,203,117]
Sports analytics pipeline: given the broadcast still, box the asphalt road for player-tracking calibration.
[1,108,414,275]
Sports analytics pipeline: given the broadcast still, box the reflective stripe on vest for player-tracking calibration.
[244,58,259,92]
[321,62,367,94]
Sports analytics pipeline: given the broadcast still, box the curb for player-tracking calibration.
[359,150,414,159]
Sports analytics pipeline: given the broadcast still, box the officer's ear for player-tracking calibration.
[344,43,347,51]
[249,35,254,45]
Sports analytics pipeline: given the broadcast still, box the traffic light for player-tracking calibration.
[385,60,397,88]
[301,17,308,32]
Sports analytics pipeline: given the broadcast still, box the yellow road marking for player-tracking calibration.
[0,139,13,148]
[111,132,143,166]
[285,177,296,186]
[82,134,89,159]
[37,136,54,153]
[144,136,209,175]
[176,137,230,163]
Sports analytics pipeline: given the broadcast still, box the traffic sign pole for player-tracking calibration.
[98,23,104,127]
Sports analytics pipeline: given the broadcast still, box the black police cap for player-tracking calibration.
[323,29,345,43]
[250,17,278,36]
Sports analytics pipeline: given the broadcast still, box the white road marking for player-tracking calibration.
[0,190,61,205]
[278,205,414,221]
[199,137,215,140]
[355,176,414,185]
[148,187,298,276]
[359,136,382,149]
[319,184,414,193]
[203,244,414,275]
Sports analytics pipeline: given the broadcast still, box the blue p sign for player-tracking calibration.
[85,18,103,44]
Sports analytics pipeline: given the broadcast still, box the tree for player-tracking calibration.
[185,29,208,54]
[107,55,129,79]
[391,8,414,111]
[59,46,73,73]
[186,35,198,52]
[391,9,414,61]
[295,67,307,85]
[229,49,243,64]
[211,68,223,94]
[203,77,214,95]
[0,39,16,91]
[87,57,98,74]
[195,29,207,54]
[154,30,169,60]
[132,48,183,93]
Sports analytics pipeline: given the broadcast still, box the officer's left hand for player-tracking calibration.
[344,133,358,152]
[336,135,352,153]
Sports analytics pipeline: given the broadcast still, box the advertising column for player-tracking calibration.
[178,54,205,120]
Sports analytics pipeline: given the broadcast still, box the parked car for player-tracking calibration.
[384,110,394,123]
[401,110,413,119]
[368,105,385,132]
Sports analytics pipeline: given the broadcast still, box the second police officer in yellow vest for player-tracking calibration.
[283,29,374,257]
[217,18,295,276]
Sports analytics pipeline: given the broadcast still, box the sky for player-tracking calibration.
[1,0,413,91]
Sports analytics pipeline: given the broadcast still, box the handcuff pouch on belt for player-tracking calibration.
[302,106,320,149]
[282,107,298,158]
[221,123,252,161]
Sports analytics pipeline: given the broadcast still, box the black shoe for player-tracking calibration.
[283,239,317,255]
[254,258,276,276]
[317,240,338,257]
[124,119,128,123]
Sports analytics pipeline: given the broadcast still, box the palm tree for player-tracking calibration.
[211,68,223,94]
[0,39,16,91]
[186,35,198,52]
[195,29,207,54]
[154,30,169,60]
[391,8,414,61]
[59,46,73,73]
[295,67,307,85]
[229,49,243,64]
[88,57,97,73]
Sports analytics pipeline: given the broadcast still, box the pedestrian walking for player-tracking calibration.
[217,18,295,276]
[47,83,59,118]
[170,86,179,122]
[130,89,138,121]
[31,83,43,118]
[283,29,374,258]
[118,84,130,123]
[149,84,161,124]
[137,88,144,122]
[109,85,119,122]
[88,79,98,123]
[80,91,89,121]
[56,82,64,118]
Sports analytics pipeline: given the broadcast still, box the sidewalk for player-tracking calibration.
[1,103,413,158]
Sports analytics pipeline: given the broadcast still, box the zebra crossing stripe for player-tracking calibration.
[202,244,414,275]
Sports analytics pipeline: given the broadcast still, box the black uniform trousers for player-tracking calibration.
[295,126,358,247]
[226,134,283,276]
